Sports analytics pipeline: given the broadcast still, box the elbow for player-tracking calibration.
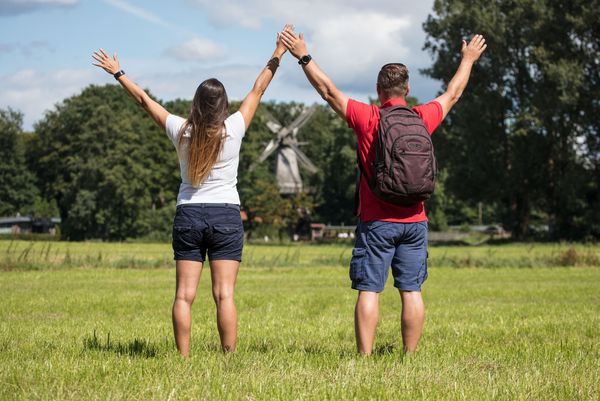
[318,85,334,103]
[137,93,149,108]
[446,90,462,106]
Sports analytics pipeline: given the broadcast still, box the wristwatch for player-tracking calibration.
[298,54,312,66]
[113,70,125,80]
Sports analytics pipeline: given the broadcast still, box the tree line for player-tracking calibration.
[1,0,598,240]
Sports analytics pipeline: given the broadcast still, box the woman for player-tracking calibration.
[92,26,290,357]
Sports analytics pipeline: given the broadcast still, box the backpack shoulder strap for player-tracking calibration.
[354,149,365,216]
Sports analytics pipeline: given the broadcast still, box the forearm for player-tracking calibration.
[302,61,337,102]
[240,49,286,129]
[446,59,475,102]
[92,49,169,128]
[116,75,151,107]
[433,35,486,119]
[251,50,285,96]
[117,73,169,128]
[301,60,348,118]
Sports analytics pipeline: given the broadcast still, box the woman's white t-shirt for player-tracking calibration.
[165,111,246,205]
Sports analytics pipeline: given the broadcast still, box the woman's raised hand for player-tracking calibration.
[276,24,294,56]
[92,49,120,75]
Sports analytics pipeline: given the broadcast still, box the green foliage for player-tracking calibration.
[30,85,179,240]
[423,0,600,239]
[133,201,177,243]
[425,169,449,230]
[0,108,38,215]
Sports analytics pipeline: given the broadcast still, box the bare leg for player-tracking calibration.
[354,291,379,355]
[400,290,425,353]
[172,260,203,357]
[210,259,240,353]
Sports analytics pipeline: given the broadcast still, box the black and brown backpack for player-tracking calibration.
[357,105,437,207]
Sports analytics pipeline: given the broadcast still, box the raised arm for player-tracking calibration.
[280,29,349,119]
[238,25,290,130]
[92,49,169,129]
[434,35,487,119]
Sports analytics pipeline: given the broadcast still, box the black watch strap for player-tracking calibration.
[113,70,125,80]
[298,54,312,65]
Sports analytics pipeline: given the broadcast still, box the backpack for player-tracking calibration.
[357,105,437,207]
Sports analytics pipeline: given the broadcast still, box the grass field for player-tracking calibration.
[1,240,599,400]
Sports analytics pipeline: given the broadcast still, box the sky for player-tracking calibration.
[0,0,444,130]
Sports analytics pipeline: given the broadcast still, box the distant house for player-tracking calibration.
[0,216,61,235]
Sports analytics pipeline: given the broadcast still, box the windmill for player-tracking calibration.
[250,105,318,194]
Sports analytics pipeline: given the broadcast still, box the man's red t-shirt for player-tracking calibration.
[346,97,443,223]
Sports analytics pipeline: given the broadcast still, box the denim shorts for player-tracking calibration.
[172,203,244,262]
[349,220,428,292]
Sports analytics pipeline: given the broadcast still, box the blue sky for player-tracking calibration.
[0,0,443,130]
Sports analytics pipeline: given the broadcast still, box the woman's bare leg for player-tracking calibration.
[172,260,203,357]
[209,260,240,353]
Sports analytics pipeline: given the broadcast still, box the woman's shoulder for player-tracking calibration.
[225,111,246,139]
[167,114,187,128]
[165,114,187,142]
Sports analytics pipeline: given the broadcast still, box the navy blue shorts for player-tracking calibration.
[172,203,244,262]
[350,220,428,292]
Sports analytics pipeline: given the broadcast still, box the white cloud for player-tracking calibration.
[307,13,411,92]
[0,0,78,16]
[187,0,439,97]
[0,68,101,130]
[103,0,171,29]
[165,37,225,62]
[0,1,446,130]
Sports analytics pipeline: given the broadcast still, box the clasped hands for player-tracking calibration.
[276,24,309,61]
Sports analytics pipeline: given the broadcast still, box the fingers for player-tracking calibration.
[469,34,485,49]
[92,53,103,63]
[299,32,304,41]
[92,50,110,65]
[281,29,297,40]
[280,35,295,49]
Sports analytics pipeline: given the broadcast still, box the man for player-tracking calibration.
[280,28,487,355]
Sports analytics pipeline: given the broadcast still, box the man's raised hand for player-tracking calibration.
[280,27,308,60]
[461,34,487,63]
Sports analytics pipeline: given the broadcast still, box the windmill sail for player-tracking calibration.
[253,105,318,194]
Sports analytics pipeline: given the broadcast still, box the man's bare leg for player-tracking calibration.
[354,291,380,355]
[400,290,425,353]
[172,260,203,357]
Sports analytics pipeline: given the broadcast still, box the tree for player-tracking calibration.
[0,108,38,216]
[31,85,179,240]
[423,0,600,239]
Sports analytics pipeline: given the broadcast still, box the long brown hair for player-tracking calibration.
[178,78,229,187]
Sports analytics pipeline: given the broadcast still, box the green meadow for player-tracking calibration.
[1,240,599,400]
